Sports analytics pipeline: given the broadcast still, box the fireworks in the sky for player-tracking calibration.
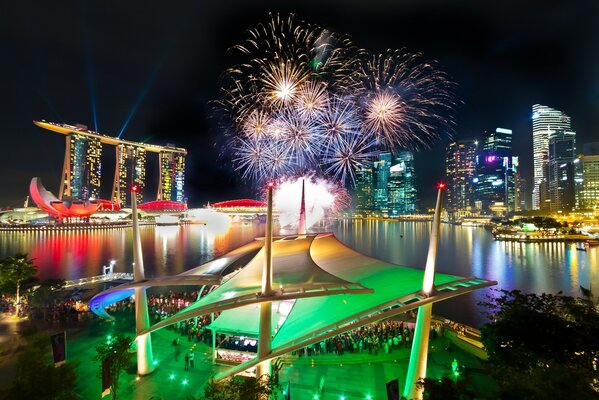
[217,13,456,190]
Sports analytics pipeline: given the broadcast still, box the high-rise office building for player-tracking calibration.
[446,140,478,215]
[354,165,374,215]
[548,129,576,212]
[531,104,573,210]
[579,143,599,210]
[353,151,417,217]
[60,133,102,200]
[474,128,518,214]
[482,128,512,157]
[387,151,417,216]
[373,152,392,216]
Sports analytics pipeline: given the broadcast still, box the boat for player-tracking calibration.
[576,246,587,252]
[155,214,179,226]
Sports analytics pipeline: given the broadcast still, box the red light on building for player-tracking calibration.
[131,185,139,193]
[267,181,274,188]
[437,182,446,190]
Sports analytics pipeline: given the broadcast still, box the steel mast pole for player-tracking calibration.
[257,181,274,379]
[404,183,445,399]
[298,179,307,235]
[132,185,155,376]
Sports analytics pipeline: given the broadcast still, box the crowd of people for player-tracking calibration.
[294,320,444,357]
[5,285,451,364]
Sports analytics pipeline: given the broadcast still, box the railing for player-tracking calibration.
[63,273,134,288]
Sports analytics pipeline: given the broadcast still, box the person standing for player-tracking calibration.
[189,350,195,369]
[184,352,189,371]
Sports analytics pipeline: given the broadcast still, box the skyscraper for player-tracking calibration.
[354,165,374,215]
[60,133,102,200]
[388,151,417,216]
[579,143,599,210]
[158,151,186,202]
[483,128,512,157]
[474,128,516,214]
[532,104,573,210]
[548,129,576,212]
[112,144,147,206]
[373,152,392,216]
[446,140,478,216]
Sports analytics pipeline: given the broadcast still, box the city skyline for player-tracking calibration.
[1,0,597,207]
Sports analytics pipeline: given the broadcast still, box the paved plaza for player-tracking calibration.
[28,313,489,400]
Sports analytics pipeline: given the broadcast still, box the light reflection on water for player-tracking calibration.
[0,220,596,327]
[0,222,265,281]
[331,220,599,326]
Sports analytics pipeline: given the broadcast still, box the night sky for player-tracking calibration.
[2,0,597,208]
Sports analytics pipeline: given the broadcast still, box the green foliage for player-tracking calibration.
[479,289,599,398]
[0,333,78,400]
[200,375,281,400]
[0,253,38,293]
[94,334,133,400]
[0,254,38,316]
[503,216,566,230]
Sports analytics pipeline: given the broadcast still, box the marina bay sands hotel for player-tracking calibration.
[34,121,187,207]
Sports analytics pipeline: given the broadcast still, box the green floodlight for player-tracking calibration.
[169,374,175,380]
[182,379,188,386]
[153,360,158,366]
[366,395,372,400]
[313,395,319,400]
[340,396,345,400]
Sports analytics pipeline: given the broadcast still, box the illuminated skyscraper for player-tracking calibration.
[483,128,512,157]
[60,132,102,200]
[532,104,573,210]
[112,144,146,206]
[158,151,186,203]
[548,130,576,212]
[174,153,185,203]
[474,128,520,214]
[446,140,477,215]
[158,152,174,201]
[373,152,392,216]
[579,143,599,210]
[354,165,374,215]
[388,151,417,216]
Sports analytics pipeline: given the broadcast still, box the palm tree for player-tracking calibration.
[0,254,38,317]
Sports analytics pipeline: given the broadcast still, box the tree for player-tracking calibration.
[29,279,67,321]
[0,333,78,400]
[0,254,38,317]
[479,289,599,399]
[94,334,133,400]
[200,375,281,400]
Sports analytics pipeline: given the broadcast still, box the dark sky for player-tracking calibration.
[1,0,598,208]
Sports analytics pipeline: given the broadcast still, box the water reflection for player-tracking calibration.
[331,220,599,327]
[0,223,265,281]
[0,220,596,327]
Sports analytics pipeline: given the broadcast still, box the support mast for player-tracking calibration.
[132,185,155,376]
[404,183,445,399]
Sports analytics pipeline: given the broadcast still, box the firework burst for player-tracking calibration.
[323,130,377,184]
[353,49,457,150]
[217,14,456,186]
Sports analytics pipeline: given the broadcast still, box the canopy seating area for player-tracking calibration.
[90,231,495,379]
